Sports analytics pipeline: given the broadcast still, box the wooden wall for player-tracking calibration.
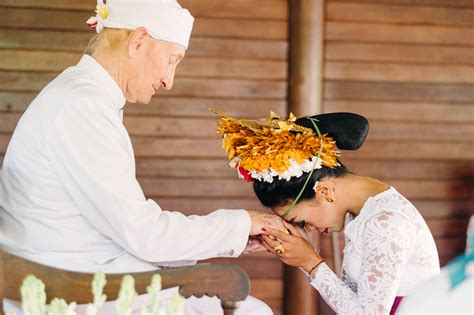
[0,1,289,314]
[2,1,473,315]
[318,0,474,314]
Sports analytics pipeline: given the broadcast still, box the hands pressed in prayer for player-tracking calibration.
[244,210,286,254]
[261,221,324,276]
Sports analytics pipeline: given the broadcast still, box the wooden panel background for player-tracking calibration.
[1,1,474,315]
[0,1,288,314]
[319,0,474,314]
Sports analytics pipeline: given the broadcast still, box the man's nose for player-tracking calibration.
[161,71,176,91]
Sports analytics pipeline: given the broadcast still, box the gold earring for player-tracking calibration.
[327,196,334,203]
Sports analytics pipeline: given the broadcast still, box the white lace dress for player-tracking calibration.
[311,187,440,315]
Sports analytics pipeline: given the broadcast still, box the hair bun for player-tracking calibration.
[295,112,369,150]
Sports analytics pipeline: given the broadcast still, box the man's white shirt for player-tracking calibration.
[0,54,251,273]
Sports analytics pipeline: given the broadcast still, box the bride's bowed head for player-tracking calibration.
[212,109,369,234]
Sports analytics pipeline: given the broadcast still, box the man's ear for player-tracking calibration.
[128,27,149,58]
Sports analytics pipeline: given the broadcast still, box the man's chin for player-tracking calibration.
[128,95,153,105]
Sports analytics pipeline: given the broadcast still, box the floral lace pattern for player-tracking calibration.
[312,188,440,315]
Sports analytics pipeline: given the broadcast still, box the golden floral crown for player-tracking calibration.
[212,109,340,183]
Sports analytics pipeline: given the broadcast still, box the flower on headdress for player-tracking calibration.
[86,16,98,28]
[238,167,253,183]
[96,3,109,20]
[86,1,109,30]
[212,108,340,183]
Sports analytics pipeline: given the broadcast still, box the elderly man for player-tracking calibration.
[0,0,279,313]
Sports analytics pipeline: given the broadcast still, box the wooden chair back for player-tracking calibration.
[0,250,249,315]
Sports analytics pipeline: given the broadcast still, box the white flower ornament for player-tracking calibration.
[86,0,109,32]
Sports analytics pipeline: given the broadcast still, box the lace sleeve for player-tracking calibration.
[311,212,415,315]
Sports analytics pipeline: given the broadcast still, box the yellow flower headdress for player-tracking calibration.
[212,109,340,184]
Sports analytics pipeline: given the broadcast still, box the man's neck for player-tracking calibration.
[91,51,127,95]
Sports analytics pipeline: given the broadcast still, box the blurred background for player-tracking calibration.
[0,0,473,314]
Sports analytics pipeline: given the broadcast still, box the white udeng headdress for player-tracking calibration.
[86,0,194,49]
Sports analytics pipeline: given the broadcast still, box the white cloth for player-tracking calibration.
[4,290,273,315]
[398,214,474,314]
[0,54,251,273]
[311,187,440,315]
[93,0,194,49]
[397,264,473,315]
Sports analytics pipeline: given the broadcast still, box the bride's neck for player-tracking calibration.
[336,174,390,217]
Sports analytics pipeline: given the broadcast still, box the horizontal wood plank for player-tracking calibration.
[325,42,474,65]
[0,131,472,162]
[365,120,474,141]
[411,199,474,218]
[0,71,288,99]
[327,3,474,26]
[345,160,474,180]
[325,61,474,84]
[0,92,287,117]
[149,197,474,219]
[139,177,254,198]
[0,29,288,60]
[2,133,470,160]
[426,217,471,238]
[324,100,474,123]
[0,0,288,20]
[125,98,287,118]
[194,18,287,40]
[327,22,474,45]
[131,138,473,160]
[0,50,288,80]
[142,158,474,181]
[207,256,283,279]
[148,197,266,215]
[324,81,474,103]
[2,112,473,141]
[344,140,474,161]
[0,7,287,40]
[327,0,474,8]
[140,177,473,199]
[180,0,288,20]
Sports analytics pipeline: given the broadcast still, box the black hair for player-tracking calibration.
[253,112,369,208]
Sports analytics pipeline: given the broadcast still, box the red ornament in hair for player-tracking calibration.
[238,167,253,183]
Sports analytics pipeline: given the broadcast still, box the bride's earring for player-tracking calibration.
[326,196,335,203]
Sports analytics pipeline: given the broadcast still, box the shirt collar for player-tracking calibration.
[77,54,126,111]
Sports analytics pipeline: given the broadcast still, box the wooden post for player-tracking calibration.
[286,0,325,314]
[288,0,325,117]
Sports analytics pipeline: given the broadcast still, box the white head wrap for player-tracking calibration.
[87,0,194,49]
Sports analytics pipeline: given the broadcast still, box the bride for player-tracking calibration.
[215,110,440,315]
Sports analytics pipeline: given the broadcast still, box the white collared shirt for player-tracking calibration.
[0,55,250,273]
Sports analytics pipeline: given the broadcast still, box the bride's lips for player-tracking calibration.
[319,228,329,234]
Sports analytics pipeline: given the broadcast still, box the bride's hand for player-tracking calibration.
[261,221,323,273]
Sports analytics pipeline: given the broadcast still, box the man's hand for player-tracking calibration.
[246,209,286,236]
[243,237,266,254]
